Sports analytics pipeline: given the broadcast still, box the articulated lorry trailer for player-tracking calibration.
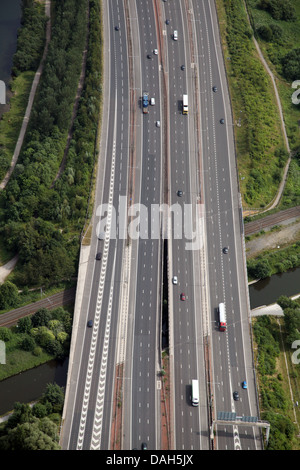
[219,302,226,331]
[142,91,149,114]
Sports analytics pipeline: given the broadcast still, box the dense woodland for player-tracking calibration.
[0,0,102,288]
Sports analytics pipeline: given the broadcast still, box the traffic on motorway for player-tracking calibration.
[60,0,262,451]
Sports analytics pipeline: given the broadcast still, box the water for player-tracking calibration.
[0,358,68,416]
[249,267,300,310]
[0,0,22,86]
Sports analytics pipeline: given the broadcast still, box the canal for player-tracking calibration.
[0,358,68,416]
[0,0,22,86]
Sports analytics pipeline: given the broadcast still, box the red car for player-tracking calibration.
[180,293,186,301]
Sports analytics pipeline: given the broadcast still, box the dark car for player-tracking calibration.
[213,86,217,92]
[147,54,152,59]
[181,65,185,71]
[166,19,170,25]
[220,118,225,124]
[115,25,120,31]
[141,442,147,450]
[177,190,183,197]
[223,247,228,254]
[233,391,239,401]
[180,293,186,301]
[96,252,102,260]
[87,320,93,328]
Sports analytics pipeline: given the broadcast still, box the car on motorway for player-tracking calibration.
[180,293,186,301]
[220,118,225,124]
[115,25,120,31]
[233,391,239,401]
[223,247,228,254]
[242,380,247,389]
[153,48,158,55]
[96,252,102,260]
[156,120,161,127]
[213,86,217,92]
[177,190,183,197]
[173,30,178,40]
[147,54,152,59]
[141,442,147,450]
[166,19,170,25]
[150,97,155,106]
[172,276,178,285]
[87,320,93,328]
[181,65,185,71]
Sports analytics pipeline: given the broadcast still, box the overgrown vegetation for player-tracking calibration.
[0,306,72,380]
[253,297,300,449]
[217,0,287,208]
[0,0,103,288]
[246,0,300,209]
[0,383,64,450]
[257,0,297,22]
[247,240,300,280]
[12,0,47,76]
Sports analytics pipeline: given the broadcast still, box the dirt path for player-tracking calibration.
[242,0,292,216]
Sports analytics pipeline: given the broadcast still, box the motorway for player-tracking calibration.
[60,0,262,451]
[193,1,262,449]
[61,0,131,449]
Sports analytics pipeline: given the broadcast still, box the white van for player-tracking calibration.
[150,97,155,106]
[173,30,178,40]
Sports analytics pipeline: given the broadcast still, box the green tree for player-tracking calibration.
[0,327,12,342]
[281,48,300,81]
[0,281,19,310]
[41,383,65,414]
[31,308,52,327]
[17,316,32,334]
[20,335,36,352]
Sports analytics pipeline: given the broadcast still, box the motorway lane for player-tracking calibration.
[165,0,209,450]
[130,0,162,450]
[193,0,261,449]
[61,0,130,449]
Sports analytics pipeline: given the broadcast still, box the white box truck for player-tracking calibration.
[182,94,188,114]
[191,379,199,406]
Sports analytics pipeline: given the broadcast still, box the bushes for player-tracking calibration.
[0,306,72,380]
[247,241,300,280]
[222,0,285,207]
[278,296,300,346]
[12,1,47,76]
[281,48,300,81]
[0,384,64,450]
[253,316,280,375]
[253,316,297,449]
[257,0,296,22]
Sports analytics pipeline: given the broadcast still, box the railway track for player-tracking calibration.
[0,287,76,327]
[244,206,300,236]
